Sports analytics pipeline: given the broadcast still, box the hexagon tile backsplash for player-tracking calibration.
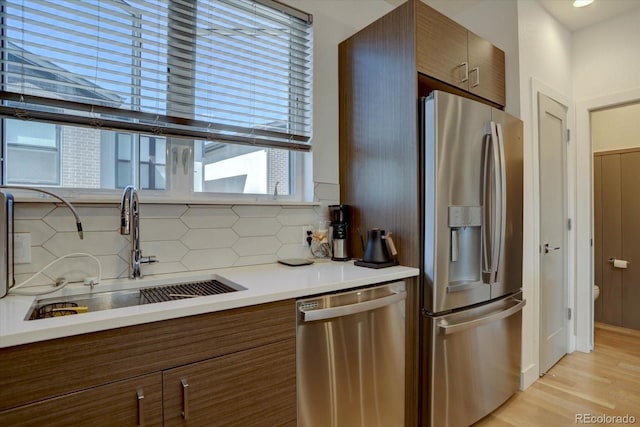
[12,187,337,286]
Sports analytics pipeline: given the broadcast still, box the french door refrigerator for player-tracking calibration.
[421,91,525,427]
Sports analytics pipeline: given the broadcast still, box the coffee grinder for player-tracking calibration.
[329,204,350,261]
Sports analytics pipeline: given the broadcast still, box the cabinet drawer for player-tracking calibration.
[0,373,163,427]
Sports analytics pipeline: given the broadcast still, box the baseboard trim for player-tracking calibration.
[520,363,538,390]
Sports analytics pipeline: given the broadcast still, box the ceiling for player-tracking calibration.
[536,0,640,32]
[384,0,640,32]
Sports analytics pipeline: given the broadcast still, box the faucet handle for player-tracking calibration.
[140,255,158,265]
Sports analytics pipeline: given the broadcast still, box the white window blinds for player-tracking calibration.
[0,0,313,151]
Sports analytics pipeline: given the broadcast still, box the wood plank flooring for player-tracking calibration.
[474,323,640,426]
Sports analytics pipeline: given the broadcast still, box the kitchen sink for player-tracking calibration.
[26,278,245,320]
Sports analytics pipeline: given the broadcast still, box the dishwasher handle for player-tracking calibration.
[299,290,406,322]
[438,298,526,335]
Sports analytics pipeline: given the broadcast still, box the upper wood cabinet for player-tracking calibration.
[415,1,505,107]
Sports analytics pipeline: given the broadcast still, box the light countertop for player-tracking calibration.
[0,260,419,348]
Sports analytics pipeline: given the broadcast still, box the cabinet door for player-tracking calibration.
[467,31,505,106]
[0,373,162,427]
[416,3,468,90]
[163,338,296,426]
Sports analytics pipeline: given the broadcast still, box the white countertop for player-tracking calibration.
[0,260,419,348]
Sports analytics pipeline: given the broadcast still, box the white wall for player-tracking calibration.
[516,0,574,390]
[592,102,640,152]
[282,1,395,186]
[572,6,640,357]
[573,7,640,102]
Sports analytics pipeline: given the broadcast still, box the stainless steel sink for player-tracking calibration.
[27,278,244,320]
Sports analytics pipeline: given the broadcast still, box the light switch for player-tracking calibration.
[14,233,31,264]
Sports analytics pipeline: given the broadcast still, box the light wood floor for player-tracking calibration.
[474,322,640,426]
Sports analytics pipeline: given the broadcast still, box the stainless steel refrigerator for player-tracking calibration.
[421,91,525,427]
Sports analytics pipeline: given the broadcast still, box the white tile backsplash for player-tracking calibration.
[276,226,304,244]
[140,218,188,241]
[232,217,281,237]
[180,228,239,250]
[43,231,127,257]
[181,248,239,270]
[141,240,189,263]
[14,219,56,246]
[13,202,323,282]
[44,206,120,232]
[277,207,320,226]
[14,203,55,220]
[277,243,312,259]
[233,236,281,256]
[180,206,237,229]
[232,205,281,218]
[14,247,56,275]
[140,204,188,218]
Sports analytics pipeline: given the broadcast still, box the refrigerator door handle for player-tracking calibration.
[299,290,406,322]
[483,122,502,284]
[496,122,507,279]
[481,134,491,275]
[437,299,526,335]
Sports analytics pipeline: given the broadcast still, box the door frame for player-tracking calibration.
[575,87,640,353]
[525,79,575,388]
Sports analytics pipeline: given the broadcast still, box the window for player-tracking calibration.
[0,0,312,197]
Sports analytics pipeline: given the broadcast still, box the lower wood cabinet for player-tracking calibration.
[0,300,296,426]
[0,373,163,426]
[163,339,296,426]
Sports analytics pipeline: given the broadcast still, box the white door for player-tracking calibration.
[538,93,569,375]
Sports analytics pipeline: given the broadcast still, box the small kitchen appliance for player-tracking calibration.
[355,228,398,268]
[329,204,350,261]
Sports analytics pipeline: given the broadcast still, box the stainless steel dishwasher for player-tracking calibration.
[297,281,406,427]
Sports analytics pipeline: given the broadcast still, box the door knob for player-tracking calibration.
[544,243,560,254]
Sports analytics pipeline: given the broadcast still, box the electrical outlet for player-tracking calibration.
[302,225,313,246]
[14,233,31,264]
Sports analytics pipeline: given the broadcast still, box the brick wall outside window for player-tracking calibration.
[61,127,101,188]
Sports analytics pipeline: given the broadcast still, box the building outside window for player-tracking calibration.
[0,0,312,198]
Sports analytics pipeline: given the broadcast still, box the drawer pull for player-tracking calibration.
[181,378,190,420]
[137,388,144,427]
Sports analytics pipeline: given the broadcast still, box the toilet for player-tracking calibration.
[593,285,600,301]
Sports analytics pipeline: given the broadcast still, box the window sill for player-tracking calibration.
[3,189,320,207]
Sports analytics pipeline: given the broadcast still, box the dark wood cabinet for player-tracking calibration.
[338,1,506,425]
[416,5,468,90]
[163,339,296,426]
[467,31,505,105]
[0,300,296,425]
[415,1,505,106]
[0,373,163,427]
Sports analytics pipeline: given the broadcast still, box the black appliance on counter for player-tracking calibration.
[329,204,350,261]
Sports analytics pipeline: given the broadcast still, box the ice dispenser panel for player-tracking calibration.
[448,206,482,285]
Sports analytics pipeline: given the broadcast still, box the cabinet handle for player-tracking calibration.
[181,378,190,420]
[137,388,144,427]
[471,67,480,87]
[457,62,469,83]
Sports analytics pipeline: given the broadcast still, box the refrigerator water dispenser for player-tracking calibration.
[448,206,482,285]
